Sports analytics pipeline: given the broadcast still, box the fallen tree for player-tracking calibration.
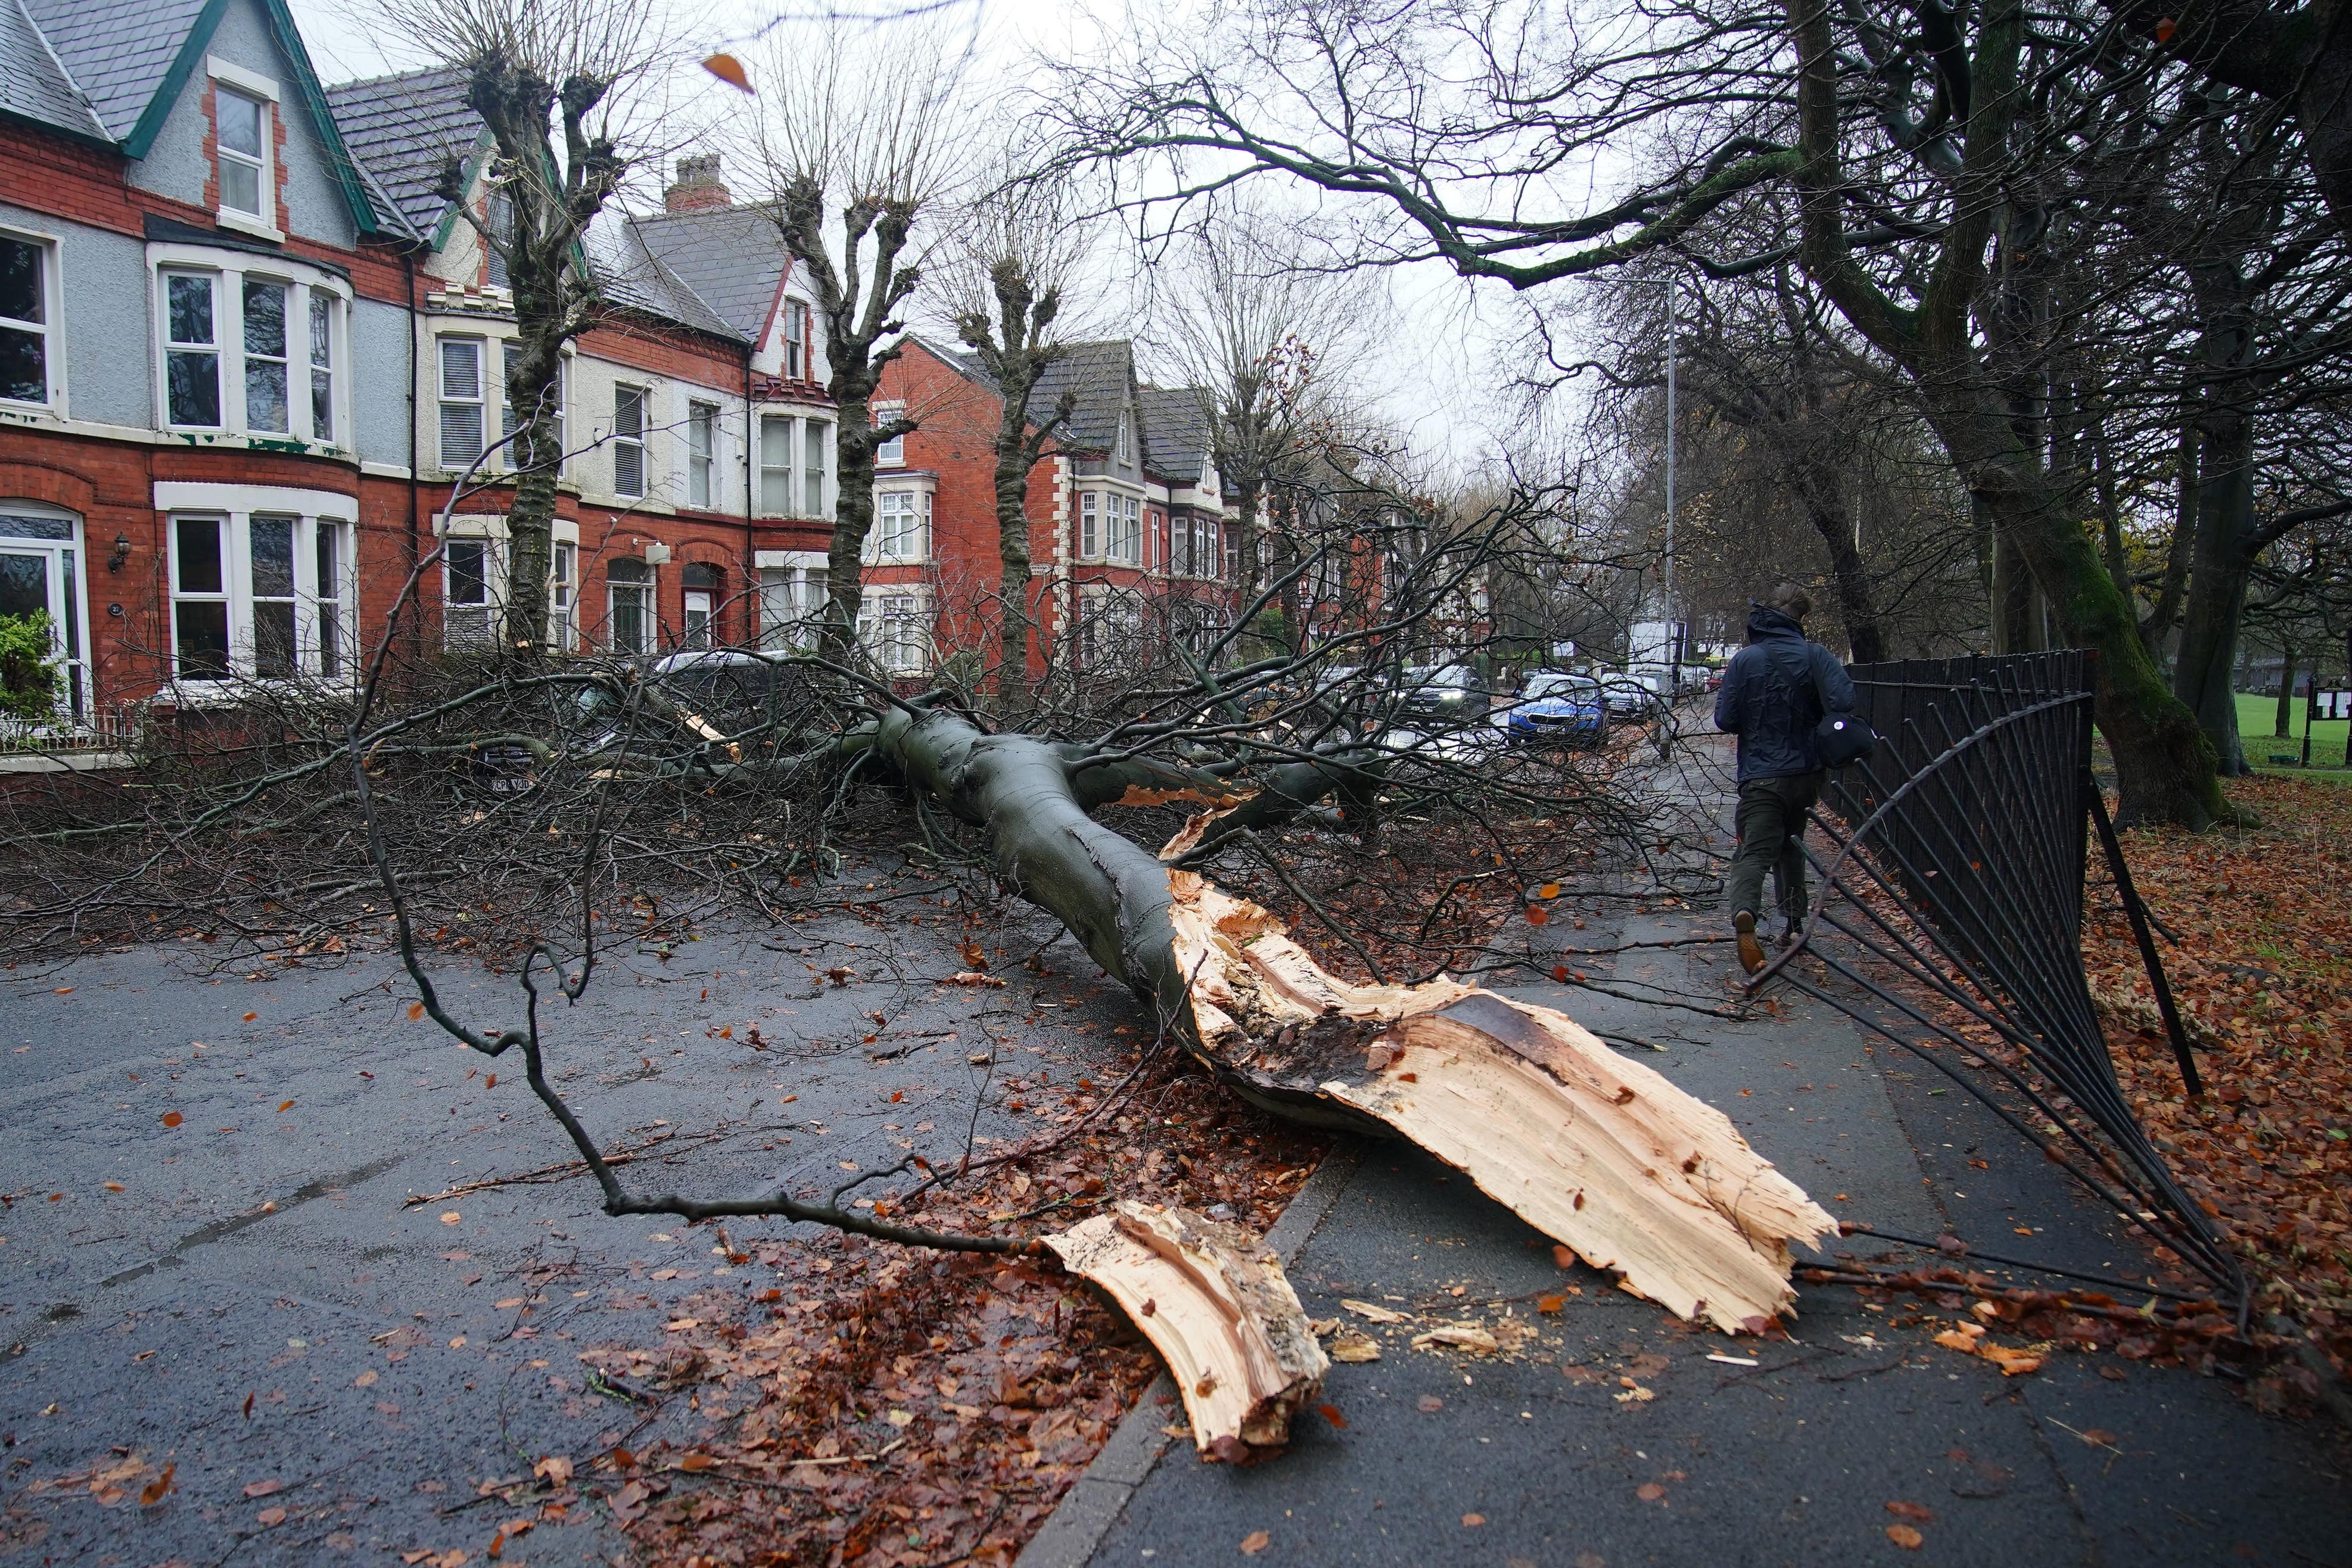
[0,470,1833,1451]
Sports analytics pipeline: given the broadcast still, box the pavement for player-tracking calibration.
[0,889,1141,1565]
[1019,726,2352,1568]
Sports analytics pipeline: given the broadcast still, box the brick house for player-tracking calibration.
[0,0,1237,746]
[871,337,1239,679]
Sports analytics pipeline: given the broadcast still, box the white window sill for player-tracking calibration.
[214,210,285,244]
[148,676,357,708]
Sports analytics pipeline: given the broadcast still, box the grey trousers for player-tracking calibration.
[1724,770,1824,926]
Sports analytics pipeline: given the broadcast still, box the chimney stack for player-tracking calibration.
[665,154,730,213]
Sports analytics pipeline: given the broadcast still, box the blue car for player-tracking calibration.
[1507,673,1609,747]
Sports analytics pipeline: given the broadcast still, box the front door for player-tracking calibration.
[0,514,85,726]
[683,589,712,649]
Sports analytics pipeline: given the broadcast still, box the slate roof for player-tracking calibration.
[20,0,206,143]
[1025,340,1134,455]
[586,211,743,342]
[1138,384,1215,485]
[630,206,789,341]
[325,67,486,238]
[0,0,105,141]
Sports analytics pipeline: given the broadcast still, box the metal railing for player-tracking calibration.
[1747,653,2244,1312]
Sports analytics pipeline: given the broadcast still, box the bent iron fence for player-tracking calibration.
[1746,652,2244,1314]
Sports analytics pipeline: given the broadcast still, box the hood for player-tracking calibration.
[1746,603,1806,642]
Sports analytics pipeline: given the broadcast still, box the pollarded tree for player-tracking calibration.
[365,0,674,653]
[752,21,967,661]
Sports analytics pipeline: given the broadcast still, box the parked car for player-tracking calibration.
[1506,672,1608,747]
[1600,674,1659,720]
[1398,663,1491,725]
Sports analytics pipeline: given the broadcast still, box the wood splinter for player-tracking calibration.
[1046,1200,1328,1459]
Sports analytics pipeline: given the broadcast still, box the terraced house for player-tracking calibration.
[0,0,1239,745]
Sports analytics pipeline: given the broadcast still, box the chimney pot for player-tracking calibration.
[665,154,730,213]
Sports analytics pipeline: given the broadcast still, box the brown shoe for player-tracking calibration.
[1734,910,1766,974]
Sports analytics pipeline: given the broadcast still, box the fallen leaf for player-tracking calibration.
[276,1100,294,1113]
[354,1370,378,1387]
[242,1479,282,1499]
[139,1464,176,1506]
[534,1455,572,1485]
[1315,1403,1347,1429]
[160,1112,183,1128]
[1637,1482,1666,1501]
[242,1012,258,1022]
[677,1452,717,1471]
[440,1212,462,1225]
[1887,1524,1924,1550]
[1551,1245,1576,1268]
[1239,1530,1270,1555]
[1462,1512,1488,1526]
[256,1505,286,1526]
[408,1003,425,1021]
[1416,1394,1445,1413]
[702,52,753,91]
[1886,1501,1935,1523]
[2077,1428,2119,1448]
[104,1181,125,1192]
[1537,1294,1566,1314]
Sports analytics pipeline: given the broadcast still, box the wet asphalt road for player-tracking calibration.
[0,897,1136,1565]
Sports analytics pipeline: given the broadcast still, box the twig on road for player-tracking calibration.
[400,1130,721,1206]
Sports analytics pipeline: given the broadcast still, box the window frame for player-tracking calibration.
[606,558,655,656]
[206,60,282,240]
[802,419,829,515]
[612,383,648,498]
[687,399,718,508]
[783,301,808,380]
[498,344,567,476]
[873,401,906,468]
[0,228,60,412]
[161,494,355,685]
[871,487,930,563]
[437,335,486,470]
[154,250,347,443]
[1079,490,1099,560]
[757,413,795,517]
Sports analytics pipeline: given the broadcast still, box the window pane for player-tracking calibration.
[253,599,295,676]
[312,368,332,440]
[440,401,483,466]
[612,586,645,654]
[614,441,642,497]
[441,340,480,399]
[315,525,341,677]
[243,280,285,357]
[220,160,260,216]
[173,340,225,424]
[167,275,214,345]
[176,601,229,678]
[249,515,294,597]
[614,387,643,438]
[218,92,263,157]
[0,552,43,621]
[447,539,487,605]
[804,422,825,514]
[245,357,288,432]
[0,239,39,323]
[309,295,331,367]
[175,517,223,595]
[0,327,41,403]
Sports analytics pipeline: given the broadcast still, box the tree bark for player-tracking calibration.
[861,704,1836,1330]
[2275,645,2297,737]
[1792,457,1887,662]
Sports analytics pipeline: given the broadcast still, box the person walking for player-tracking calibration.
[1713,584,1857,973]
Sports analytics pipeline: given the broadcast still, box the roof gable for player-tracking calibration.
[21,0,399,237]
[1,0,108,143]
[325,66,485,239]
[630,206,789,342]
[1025,340,1135,454]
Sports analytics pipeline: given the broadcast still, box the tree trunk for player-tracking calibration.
[1793,458,1888,662]
[1990,529,2041,654]
[861,704,1837,1331]
[994,453,1034,701]
[2169,409,2257,776]
[500,328,564,653]
[823,394,881,660]
[2275,645,2297,738]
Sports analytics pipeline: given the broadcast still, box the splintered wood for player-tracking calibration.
[1164,870,1837,1333]
[1045,1201,1328,1459]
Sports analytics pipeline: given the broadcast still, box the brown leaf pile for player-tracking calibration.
[581,1063,1324,1565]
[2086,775,2352,1386]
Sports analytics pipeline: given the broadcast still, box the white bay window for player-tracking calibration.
[158,486,354,683]
[155,253,345,443]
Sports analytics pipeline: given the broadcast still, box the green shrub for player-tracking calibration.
[0,612,58,724]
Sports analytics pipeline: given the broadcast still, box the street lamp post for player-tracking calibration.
[1662,275,1678,693]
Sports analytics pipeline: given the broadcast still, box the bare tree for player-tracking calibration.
[945,172,1085,700]
[751,20,969,660]
[359,0,676,653]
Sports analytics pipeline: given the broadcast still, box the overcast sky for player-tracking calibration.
[284,0,1539,474]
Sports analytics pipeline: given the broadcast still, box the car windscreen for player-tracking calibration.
[1526,676,1600,699]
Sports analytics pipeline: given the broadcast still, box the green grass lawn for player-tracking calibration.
[2235,689,2352,776]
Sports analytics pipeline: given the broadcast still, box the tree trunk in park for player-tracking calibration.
[2275,647,2297,738]
[862,705,1837,1332]
[1793,457,1887,664]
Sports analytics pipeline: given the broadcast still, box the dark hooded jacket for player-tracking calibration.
[1712,603,1857,781]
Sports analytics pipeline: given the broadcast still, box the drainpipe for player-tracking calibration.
[403,248,422,658]
[743,347,755,646]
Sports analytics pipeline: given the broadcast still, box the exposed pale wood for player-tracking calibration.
[1045,1200,1328,1457]
[1165,872,1837,1334]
